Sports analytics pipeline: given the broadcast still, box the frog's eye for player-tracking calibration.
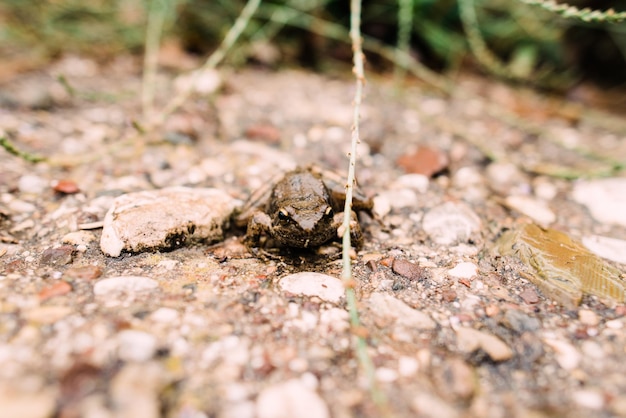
[277,208,290,220]
[324,207,333,217]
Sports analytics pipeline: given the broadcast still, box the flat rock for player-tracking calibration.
[100,187,237,257]
[572,178,626,227]
[582,234,626,265]
[93,276,159,296]
[455,327,513,362]
[256,379,329,418]
[278,273,344,304]
[447,262,478,279]
[422,202,482,245]
[368,292,436,330]
[505,195,556,226]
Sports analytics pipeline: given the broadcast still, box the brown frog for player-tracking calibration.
[235,166,373,249]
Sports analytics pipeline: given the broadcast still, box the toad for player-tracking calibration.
[235,166,372,249]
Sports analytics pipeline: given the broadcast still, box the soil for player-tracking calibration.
[1,55,626,418]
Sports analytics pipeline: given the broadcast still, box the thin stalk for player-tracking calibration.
[344,0,389,412]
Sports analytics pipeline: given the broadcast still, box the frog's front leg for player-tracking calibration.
[244,211,273,247]
[333,211,363,248]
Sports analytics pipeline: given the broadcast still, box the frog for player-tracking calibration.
[235,166,373,249]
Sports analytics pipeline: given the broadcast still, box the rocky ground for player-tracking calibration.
[1,55,626,418]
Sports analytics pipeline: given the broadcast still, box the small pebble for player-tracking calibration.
[578,309,599,326]
[447,262,477,279]
[582,234,626,265]
[392,259,423,281]
[62,231,96,246]
[519,287,540,304]
[422,202,481,245]
[64,265,102,280]
[394,174,429,193]
[455,327,513,362]
[543,338,581,370]
[397,146,449,177]
[117,330,157,362]
[572,389,604,410]
[38,281,72,302]
[278,273,344,304]
[368,292,436,330]
[93,276,159,296]
[503,309,541,333]
[256,379,329,418]
[572,178,626,227]
[52,179,80,194]
[18,174,48,194]
[40,245,74,266]
[505,195,556,226]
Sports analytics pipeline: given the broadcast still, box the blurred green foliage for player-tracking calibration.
[0,0,624,87]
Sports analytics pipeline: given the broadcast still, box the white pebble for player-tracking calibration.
[256,379,329,418]
[93,276,159,296]
[573,178,626,227]
[117,330,157,362]
[279,273,345,304]
[447,262,478,279]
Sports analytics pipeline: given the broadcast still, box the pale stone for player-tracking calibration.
[100,187,237,257]
[93,276,159,296]
[278,273,345,304]
[256,379,329,418]
[447,262,478,279]
[573,178,626,227]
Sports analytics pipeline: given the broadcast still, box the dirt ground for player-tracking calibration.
[2,55,626,418]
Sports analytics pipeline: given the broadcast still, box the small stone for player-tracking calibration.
[40,245,74,266]
[93,276,159,296]
[398,356,419,377]
[100,187,237,257]
[543,338,581,370]
[582,235,626,265]
[64,265,102,280]
[572,178,626,227]
[442,289,457,302]
[432,357,476,401]
[455,327,513,362]
[174,68,221,96]
[519,287,540,304]
[572,389,604,410]
[503,310,541,333]
[52,179,80,194]
[62,231,96,246]
[368,292,436,330]
[397,146,449,177]
[0,383,57,418]
[372,194,392,218]
[117,330,157,362]
[394,174,429,193]
[38,281,72,302]
[150,307,179,323]
[422,202,481,245]
[256,379,329,418]
[109,362,167,418]
[411,391,459,418]
[245,123,281,144]
[18,174,49,194]
[24,306,72,324]
[578,309,599,326]
[447,262,477,279]
[278,273,344,304]
[392,259,423,281]
[505,195,556,226]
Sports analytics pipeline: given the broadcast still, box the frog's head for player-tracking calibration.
[272,202,336,247]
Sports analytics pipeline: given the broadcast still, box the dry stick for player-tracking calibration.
[153,0,261,127]
[344,0,389,412]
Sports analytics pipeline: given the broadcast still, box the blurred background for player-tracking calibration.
[1,0,625,100]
